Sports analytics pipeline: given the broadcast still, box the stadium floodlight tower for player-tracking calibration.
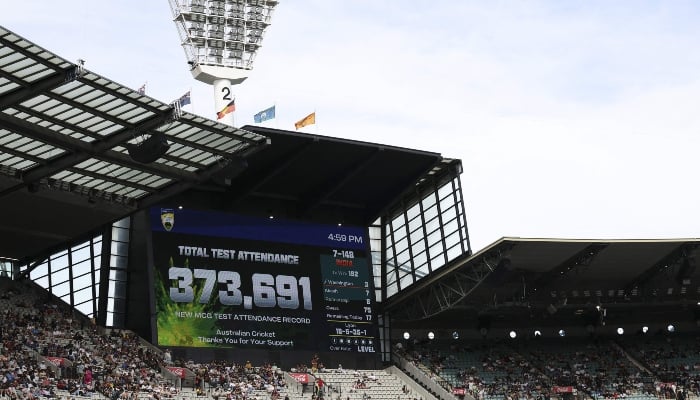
[168,0,279,125]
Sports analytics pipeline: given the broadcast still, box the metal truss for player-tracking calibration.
[387,245,512,321]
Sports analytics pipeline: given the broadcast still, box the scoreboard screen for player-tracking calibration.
[150,208,377,353]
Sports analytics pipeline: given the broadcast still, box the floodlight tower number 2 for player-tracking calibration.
[168,0,279,125]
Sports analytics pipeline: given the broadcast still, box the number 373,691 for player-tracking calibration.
[168,267,312,310]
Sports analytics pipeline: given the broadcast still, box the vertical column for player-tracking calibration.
[214,78,235,126]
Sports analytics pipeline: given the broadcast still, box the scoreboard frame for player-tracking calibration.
[148,207,379,355]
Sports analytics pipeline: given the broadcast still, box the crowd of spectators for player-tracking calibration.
[398,334,700,400]
[0,277,312,400]
[0,279,175,400]
[11,272,700,400]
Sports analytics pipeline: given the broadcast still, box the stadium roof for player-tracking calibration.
[0,26,269,262]
[0,25,462,263]
[170,125,462,227]
[388,237,700,328]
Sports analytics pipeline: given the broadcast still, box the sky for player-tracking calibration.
[3,1,700,252]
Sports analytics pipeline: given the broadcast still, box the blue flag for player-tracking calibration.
[178,91,191,107]
[254,105,275,123]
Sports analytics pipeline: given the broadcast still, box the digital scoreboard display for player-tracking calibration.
[150,208,377,353]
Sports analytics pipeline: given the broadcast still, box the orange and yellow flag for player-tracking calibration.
[294,112,315,130]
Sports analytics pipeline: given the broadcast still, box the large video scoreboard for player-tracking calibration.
[150,208,378,353]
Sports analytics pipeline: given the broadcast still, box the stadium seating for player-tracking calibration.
[4,276,700,400]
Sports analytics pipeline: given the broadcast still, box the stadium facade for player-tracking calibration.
[2,24,700,376]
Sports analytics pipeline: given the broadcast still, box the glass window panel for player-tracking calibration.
[112,269,127,282]
[443,217,459,238]
[431,253,446,270]
[429,241,444,259]
[370,238,381,252]
[427,227,443,247]
[111,241,129,256]
[34,275,49,289]
[368,226,380,240]
[73,272,94,291]
[60,294,71,305]
[50,254,69,270]
[394,237,408,254]
[112,226,130,242]
[93,239,102,255]
[446,243,464,262]
[385,245,394,262]
[30,262,49,280]
[53,280,71,298]
[106,312,114,327]
[107,297,115,312]
[444,230,462,251]
[108,280,116,297]
[411,238,426,255]
[386,270,397,285]
[459,226,468,241]
[51,267,70,285]
[374,289,381,303]
[73,286,94,306]
[442,206,458,228]
[72,259,92,277]
[407,213,424,233]
[421,192,436,209]
[410,226,425,244]
[454,185,462,202]
[405,203,420,221]
[390,213,406,231]
[424,211,440,232]
[395,248,411,268]
[437,182,453,201]
[112,255,128,269]
[392,225,407,241]
[440,195,456,214]
[372,252,381,268]
[387,283,398,298]
[71,245,92,264]
[416,263,430,278]
[75,300,94,318]
[399,274,414,290]
[413,251,428,271]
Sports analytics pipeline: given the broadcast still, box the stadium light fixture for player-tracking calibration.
[168,0,279,125]
[616,327,624,335]
[667,324,675,333]
[558,329,566,337]
[641,326,649,334]
[452,331,459,340]
[508,330,517,339]
[403,332,410,340]
[533,330,542,337]
[427,331,435,340]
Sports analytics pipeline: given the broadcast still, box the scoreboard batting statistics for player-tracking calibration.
[150,208,378,353]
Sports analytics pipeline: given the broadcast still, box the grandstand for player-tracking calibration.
[2,24,700,400]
